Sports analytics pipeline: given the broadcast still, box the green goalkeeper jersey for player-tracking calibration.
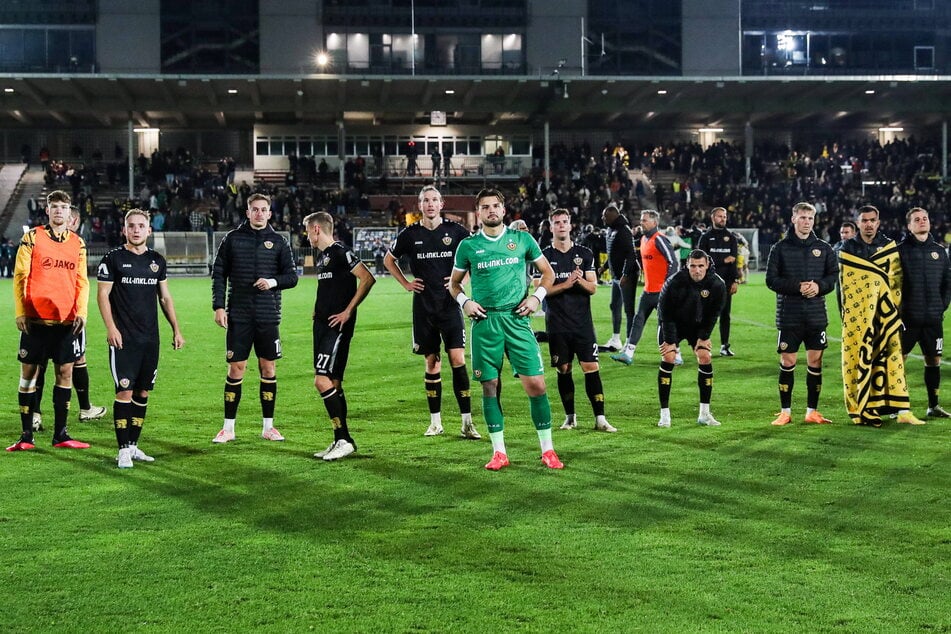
[453,227,543,311]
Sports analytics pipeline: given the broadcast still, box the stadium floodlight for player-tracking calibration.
[878,127,904,132]
[698,128,724,133]
[133,127,159,132]
[315,51,330,68]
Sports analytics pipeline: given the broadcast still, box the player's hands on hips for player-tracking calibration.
[214,308,228,328]
[515,295,540,317]
[406,278,425,293]
[329,308,352,329]
[71,316,85,334]
[463,299,487,320]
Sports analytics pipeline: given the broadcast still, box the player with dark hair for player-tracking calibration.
[697,207,739,356]
[306,211,376,461]
[611,209,679,365]
[97,209,185,468]
[211,192,298,443]
[897,207,951,419]
[539,209,615,433]
[449,188,563,470]
[839,204,923,426]
[383,185,480,439]
[8,190,90,451]
[765,202,838,426]
[655,250,726,428]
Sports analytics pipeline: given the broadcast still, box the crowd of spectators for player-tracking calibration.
[21,136,950,260]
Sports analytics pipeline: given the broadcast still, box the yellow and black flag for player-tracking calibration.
[839,241,909,425]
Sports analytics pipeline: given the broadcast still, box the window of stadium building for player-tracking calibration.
[255,135,529,158]
[324,31,522,74]
[0,27,95,73]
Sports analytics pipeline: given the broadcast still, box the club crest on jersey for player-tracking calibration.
[264,241,274,249]
[723,236,731,242]
[442,236,452,245]
[780,342,788,351]
[227,350,234,360]
[812,249,821,257]
[506,240,516,251]
[573,256,583,266]
[120,378,131,388]
[18,348,26,359]
[932,252,940,260]
[700,289,710,298]
[474,369,482,378]
[150,262,159,272]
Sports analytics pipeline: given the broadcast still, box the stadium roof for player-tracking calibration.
[0,73,949,132]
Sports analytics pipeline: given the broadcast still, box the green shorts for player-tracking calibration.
[470,311,545,382]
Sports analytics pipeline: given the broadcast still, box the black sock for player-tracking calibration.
[114,400,131,448]
[338,387,348,421]
[19,390,34,435]
[32,364,46,416]
[658,361,675,409]
[557,370,575,416]
[224,377,242,420]
[129,396,148,445]
[925,365,940,408]
[698,364,713,405]
[425,372,441,415]
[779,364,795,409]
[260,377,276,419]
[320,387,350,443]
[584,370,606,417]
[806,366,822,410]
[73,363,91,410]
[53,384,71,439]
[451,364,471,415]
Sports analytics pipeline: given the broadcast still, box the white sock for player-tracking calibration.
[623,343,636,355]
[596,415,608,425]
[461,412,472,425]
[223,419,236,433]
[430,412,442,425]
[262,418,274,433]
[537,427,554,453]
[699,403,710,417]
[783,408,792,415]
[660,408,671,422]
[803,408,812,415]
[489,430,506,454]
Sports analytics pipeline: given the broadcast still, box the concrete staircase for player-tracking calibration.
[0,164,43,238]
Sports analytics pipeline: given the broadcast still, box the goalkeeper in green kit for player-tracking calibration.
[449,188,563,471]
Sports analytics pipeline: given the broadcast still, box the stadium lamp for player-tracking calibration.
[878,127,904,132]
[133,127,159,132]
[316,51,330,68]
[698,127,724,133]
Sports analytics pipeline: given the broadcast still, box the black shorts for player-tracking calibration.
[777,325,828,353]
[109,339,159,393]
[17,323,81,365]
[412,304,465,356]
[313,319,354,381]
[226,321,282,363]
[548,330,598,367]
[658,326,704,350]
[901,323,943,357]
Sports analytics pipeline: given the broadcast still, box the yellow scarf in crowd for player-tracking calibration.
[839,241,909,424]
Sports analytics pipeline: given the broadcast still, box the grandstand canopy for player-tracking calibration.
[0,74,949,131]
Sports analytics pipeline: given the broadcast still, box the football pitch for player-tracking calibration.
[0,273,947,632]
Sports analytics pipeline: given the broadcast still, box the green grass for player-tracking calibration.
[0,273,948,632]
